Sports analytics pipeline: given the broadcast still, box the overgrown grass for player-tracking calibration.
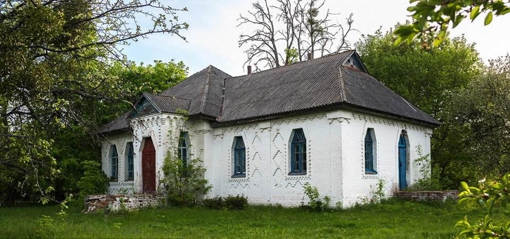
[0,199,491,238]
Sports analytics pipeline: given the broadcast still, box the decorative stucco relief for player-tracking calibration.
[272,114,326,126]
[352,113,424,132]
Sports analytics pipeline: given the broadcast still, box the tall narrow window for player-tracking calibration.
[364,128,377,174]
[290,129,307,174]
[110,145,118,181]
[178,132,189,168]
[233,136,246,177]
[125,142,134,181]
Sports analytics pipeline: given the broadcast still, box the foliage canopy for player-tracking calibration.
[395,0,510,46]
[0,0,188,204]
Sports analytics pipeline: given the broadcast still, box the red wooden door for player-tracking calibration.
[142,138,156,193]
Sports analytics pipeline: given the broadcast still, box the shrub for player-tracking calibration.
[408,146,442,191]
[202,196,225,210]
[76,161,109,206]
[161,155,211,207]
[302,182,330,212]
[224,195,248,210]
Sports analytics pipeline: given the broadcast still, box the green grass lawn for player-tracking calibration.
[0,199,491,239]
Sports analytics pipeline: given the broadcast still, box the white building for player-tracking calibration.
[100,51,439,207]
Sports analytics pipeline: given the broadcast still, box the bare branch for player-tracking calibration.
[238,0,355,70]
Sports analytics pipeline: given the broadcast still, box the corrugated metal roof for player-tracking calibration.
[161,65,231,118]
[100,50,439,133]
[144,93,191,113]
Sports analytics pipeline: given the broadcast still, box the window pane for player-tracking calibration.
[126,142,134,180]
[364,129,375,172]
[233,137,246,175]
[290,129,307,174]
[111,145,118,180]
[178,132,189,166]
[302,146,307,171]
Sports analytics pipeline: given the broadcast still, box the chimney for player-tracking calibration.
[247,65,252,75]
[307,52,313,61]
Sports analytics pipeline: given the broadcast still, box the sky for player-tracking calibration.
[122,0,510,77]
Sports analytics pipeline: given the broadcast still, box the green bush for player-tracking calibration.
[76,161,109,206]
[302,183,330,212]
[224,195,248,210]
[408,146,442,191]
[161,155,211,207]
[202,197,225,210]
[202,195,248,210]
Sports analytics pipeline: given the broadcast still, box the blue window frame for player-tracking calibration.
[233,136,246,177]
[364,128,377,174]
[178,132,189,168]
[126,142,134,181]
[110,145,118,181]
[290,129,307,174]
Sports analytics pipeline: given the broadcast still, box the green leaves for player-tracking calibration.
[395,0,510,46]
[484,12,493,25]
[0,0,189,205]
[470,5,481,21]
[394,25,420,45]
[456,173,510,238]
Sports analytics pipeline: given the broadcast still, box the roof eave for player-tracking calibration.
[211,103,440,128]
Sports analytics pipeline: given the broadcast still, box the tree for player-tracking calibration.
[47,60,188,202]
[0,0,188,204]
[238,0,354,70]
[437,55,510,186]
[395,0,510,46]
[356,27,481,116]
[356,27,484,189]
[109,60,188,109]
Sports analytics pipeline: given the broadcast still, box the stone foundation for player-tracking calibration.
[85,194,163,213]
[393,190,458,202]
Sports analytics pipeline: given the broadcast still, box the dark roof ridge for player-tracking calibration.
[323,49,356,59]
[337,66,347,102]
[199,65,212,113]
[231,50,356,78]
[146,92,190,102]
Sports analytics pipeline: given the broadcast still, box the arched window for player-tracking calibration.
[125,142,134,181]
[290,128,307,174]
[233,136,246,177]
[110,145,119,181]
[178,132,189,167]
[398,131,408,190]
[364,128,377,174]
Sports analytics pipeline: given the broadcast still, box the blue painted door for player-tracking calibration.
[398,135,407,190]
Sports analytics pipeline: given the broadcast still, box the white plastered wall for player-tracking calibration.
[102,113,187,194]
[201,112,345,207]
[339,112,432,207]
[199,110,432,208]
[102,109,433,207]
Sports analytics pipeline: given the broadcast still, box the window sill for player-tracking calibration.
[231,174,246,178]
[125,179,134,182]
[365,170,378,175]
[288,172,307,176]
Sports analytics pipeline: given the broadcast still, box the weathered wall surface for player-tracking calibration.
[103,110,433,208]
[102,113,186,194]
[339,111,432,207]
[200,110,432,208]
